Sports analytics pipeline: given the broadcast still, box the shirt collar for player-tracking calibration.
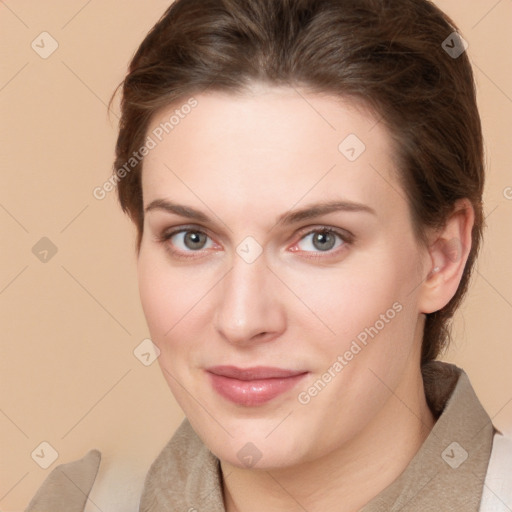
[361,361,495,511]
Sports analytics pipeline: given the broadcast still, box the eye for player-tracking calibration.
[157,227,217,258]
[290,227,351,258]
[157,225,352,260]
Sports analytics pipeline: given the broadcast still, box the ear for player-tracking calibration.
[417,198,475,314]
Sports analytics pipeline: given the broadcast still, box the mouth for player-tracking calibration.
[205,365,309,406]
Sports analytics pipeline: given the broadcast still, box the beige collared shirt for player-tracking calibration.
[360,361,496,511]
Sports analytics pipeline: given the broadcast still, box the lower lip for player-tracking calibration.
[207,372,308,406]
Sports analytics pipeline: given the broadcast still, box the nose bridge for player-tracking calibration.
[214,250,282,344]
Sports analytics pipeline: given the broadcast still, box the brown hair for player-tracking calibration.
[110,0,485,364]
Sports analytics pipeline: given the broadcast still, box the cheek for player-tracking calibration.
[137,249,170,338]
[288,264,403,342]
[290,243,422,369]
[136,245,194,350]
[137,244,186,329]
[136,244,215,370]
[137,251,197,402]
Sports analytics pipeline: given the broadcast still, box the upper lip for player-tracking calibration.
[206,365,307,381]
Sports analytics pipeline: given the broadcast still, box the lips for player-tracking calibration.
[206,365,308,406]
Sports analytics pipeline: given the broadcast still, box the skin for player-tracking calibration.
[137,84,474,511]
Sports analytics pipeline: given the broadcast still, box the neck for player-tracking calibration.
[221,366,435,512]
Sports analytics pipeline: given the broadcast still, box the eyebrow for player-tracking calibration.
[144,198,376,226]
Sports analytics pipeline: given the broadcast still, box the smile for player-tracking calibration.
[206,366,309,406]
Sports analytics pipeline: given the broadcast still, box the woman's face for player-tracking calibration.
[137,86,431,469]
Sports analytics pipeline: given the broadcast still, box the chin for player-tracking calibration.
[216,442,301,471]
[195,420,308,470]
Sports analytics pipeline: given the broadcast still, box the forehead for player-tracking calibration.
[141,87,406,225]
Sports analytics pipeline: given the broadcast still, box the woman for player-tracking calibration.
[26,0,512,510]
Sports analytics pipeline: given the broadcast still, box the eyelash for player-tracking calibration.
[156,225,353,261]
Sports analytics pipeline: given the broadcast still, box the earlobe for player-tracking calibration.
[418,199,475,314]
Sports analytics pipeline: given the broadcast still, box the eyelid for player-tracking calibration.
[293,224,354,244]
[157,224,213,242]
[156,224,218,248]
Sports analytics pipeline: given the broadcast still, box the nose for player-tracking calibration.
[213,252,286,347]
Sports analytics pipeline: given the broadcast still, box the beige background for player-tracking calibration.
[1,1,511,510]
